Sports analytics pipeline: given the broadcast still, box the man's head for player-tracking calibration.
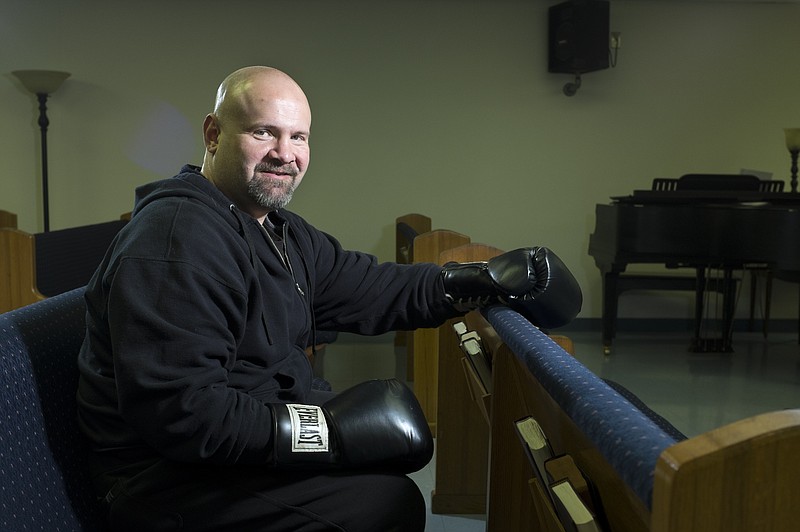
[201,66,311,222]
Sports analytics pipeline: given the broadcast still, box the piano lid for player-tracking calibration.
[611,174,800,205]
[611,190,800,205]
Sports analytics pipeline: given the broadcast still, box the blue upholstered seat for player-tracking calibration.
[0,288,107,531]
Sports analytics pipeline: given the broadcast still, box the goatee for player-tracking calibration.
[248,172,296,211]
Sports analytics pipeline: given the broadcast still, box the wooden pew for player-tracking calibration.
[652,411,800,531]
[431,243,503,514]
[394,214,432,380]
[432,242,577,516]
[1,217,128,313]
[460,307,800,531]
[0,228,45,312]
[0,209,18,228]
[411,229,470,434]
[395,213,431,265]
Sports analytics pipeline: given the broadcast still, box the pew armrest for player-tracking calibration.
[653,409,800,532]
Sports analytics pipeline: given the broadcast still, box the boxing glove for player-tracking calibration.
[268,379,433,474]
[441,246,582,329]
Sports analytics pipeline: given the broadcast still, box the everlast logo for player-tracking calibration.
[286,404,330,453]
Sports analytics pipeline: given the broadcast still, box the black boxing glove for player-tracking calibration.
[440,246,582,329]
[267,379,433,474]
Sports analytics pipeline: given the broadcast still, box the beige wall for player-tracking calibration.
[2,0,799,320]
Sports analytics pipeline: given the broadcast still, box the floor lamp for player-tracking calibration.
[785,128,800,194]
[11,69,71,232]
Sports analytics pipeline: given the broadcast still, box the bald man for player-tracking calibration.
[201,67,311,219]
[77,66,581,531]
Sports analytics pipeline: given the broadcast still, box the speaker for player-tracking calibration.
[548,0,610,74]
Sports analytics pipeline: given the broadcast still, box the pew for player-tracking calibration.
[0,209,18,228]
[1,217,128,313]
[0,228,45,312]
[410,229,471,434]
[457,306,800,531]
[394,213,432,381]
[431,243,577,515]
[395,213,431,265]
[430,243,502,514]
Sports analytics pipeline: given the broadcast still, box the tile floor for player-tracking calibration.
[317,325,800,531]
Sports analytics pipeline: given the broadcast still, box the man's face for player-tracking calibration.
[205,77,311,218]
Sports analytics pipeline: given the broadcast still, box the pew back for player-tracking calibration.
[394,214,432,384]
[0,209,18,228]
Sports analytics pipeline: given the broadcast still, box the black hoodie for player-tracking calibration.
[77,165,457,465]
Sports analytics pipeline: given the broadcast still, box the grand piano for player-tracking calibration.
[588,174,800,353]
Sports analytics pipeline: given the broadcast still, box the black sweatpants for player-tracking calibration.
[96,457,426,532]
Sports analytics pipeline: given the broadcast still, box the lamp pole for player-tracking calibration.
[785,129,800,194]
[11,70,70,232]
[35,92,52,231]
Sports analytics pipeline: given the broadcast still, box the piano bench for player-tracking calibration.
[602,271,740,354]
[617,273,696,292]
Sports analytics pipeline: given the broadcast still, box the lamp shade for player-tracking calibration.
[785,128,800,151]
[12,70,70,95]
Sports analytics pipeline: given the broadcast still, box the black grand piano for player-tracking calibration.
[588,174,800,353]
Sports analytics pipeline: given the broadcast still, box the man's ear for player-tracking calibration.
[203,114,220,153]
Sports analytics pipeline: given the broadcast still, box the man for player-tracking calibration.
[77,66,581,531]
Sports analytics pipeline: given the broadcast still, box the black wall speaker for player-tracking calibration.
[548,0,610,74]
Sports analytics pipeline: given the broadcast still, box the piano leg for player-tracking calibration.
[692,267,705,350]
[764,270,773,338]
[601,271,619,355]
[749,271,758,333]
[721,268,735,352]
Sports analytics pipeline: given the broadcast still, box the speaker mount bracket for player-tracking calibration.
[563,73,582,97]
